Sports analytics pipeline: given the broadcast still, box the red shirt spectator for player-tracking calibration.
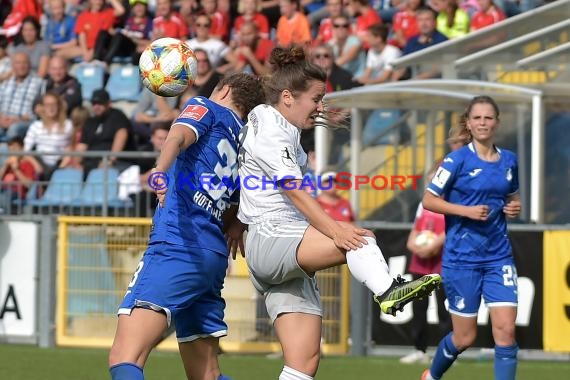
[391,10,420,48]
[153,12,189,39]
[234,12,270,39]
[75,7,116,49]
[470,0,505,32]
[407,203,445,275]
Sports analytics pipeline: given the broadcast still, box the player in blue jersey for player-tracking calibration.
[107,73,265,380]
[420,96,522,380]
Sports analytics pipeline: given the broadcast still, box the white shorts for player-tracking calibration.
[245,221,322,322]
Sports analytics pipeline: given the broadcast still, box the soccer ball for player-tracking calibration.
[415,230,437,247]
[139,38,198,97]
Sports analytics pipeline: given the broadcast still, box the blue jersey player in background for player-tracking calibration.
[421,96,522,380]
[108,73,265,380]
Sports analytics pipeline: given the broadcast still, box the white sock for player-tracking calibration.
[346,236,393,296]
[278,365,313,380]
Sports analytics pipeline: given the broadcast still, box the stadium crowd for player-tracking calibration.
[0,0,546,212]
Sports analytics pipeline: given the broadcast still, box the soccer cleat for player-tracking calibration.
[400,350,430,364]
[374,274,442,316]
[420,369,433,380]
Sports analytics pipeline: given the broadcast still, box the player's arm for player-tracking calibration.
[423,192,489,221]
[152,125,196,206]
[222,203,246,259]
[282,182,372,251]
[503,192,521,219]
[154,124,196,172]
[423,155,489,221]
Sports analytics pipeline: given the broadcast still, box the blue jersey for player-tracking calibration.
[150,96,243,255]
[427,143,519,268]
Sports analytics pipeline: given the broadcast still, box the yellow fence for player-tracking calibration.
[56,216,350,354]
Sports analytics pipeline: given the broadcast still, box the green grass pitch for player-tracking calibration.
[1,344,569,379]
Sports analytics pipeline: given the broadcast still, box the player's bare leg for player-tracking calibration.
[109,308,168,368]
[179,337,223,380]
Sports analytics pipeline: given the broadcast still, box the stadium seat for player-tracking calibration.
[27,168,84,206]
[71,168,131,207]
[66,227,117,315]
[362,109,406,146]
[106,64,141,102]
[75,63,106,101]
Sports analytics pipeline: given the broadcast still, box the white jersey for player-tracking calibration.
[237,105,307,224]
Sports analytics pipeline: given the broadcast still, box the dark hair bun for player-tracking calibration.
[269,46,306,69]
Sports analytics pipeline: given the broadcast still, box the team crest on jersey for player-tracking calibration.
[281,146,297,168]
[180,104,209,121]
[506,168,513,181]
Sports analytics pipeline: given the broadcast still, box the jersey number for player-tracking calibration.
[128,261,144,288]
[502,265,518,287]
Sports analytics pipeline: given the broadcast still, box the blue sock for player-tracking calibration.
[218,376,232,380]
[109,363,144,380]
[494,343,518,380]
[430,332,461,379]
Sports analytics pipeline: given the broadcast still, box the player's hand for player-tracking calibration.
[225,220,246,260]
[332,224,370,251]
[464,205,489,221]
[150,168,168,207]
[414,245,435,259]
[503,200,521,219]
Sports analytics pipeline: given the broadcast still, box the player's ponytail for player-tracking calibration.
[263,46,326,106]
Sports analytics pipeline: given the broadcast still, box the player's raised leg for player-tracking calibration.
[297,225,441,316]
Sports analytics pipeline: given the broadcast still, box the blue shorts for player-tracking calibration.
[118,242,229,342]
[442,258,518,317]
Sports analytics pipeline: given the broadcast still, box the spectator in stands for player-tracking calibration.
[0,35,11,83]
[131,121,170,216]
[311,43,358,163]
[314,0,345,45]
[259,0,282,29]
[233,0,270,41]
[329,14,366,78]
[151,0,189,41]
[470,0,505,31]
[9,16,50,78]
[430,0,470,39]
[230,21,273,75]
[346,0,381,48]
[35,56,83,116]
[24,92,73,178]
[312,43,359,92]
[55,0,126,63]
[392,6,448,81]
[186,14,232,68]
[275,0,312,48]
[0,136,42,212]
[132,87,179,145]
[0,0,42,39]
[316,170,354,221]
[0,52,44,140]
[391,0,423,49]
[94,0,153,66]
[75,88,136,176]
[355,23,402,85]
[201,0,230,41]
[59,104,90,169]
[179,49,223,104]
[44,0,77,55]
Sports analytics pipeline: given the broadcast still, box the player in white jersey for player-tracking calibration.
[237,46,442,380]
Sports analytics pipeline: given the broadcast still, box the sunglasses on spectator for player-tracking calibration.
[196,23,210,28]
[313,53,331,59]
[333,23,350,28]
